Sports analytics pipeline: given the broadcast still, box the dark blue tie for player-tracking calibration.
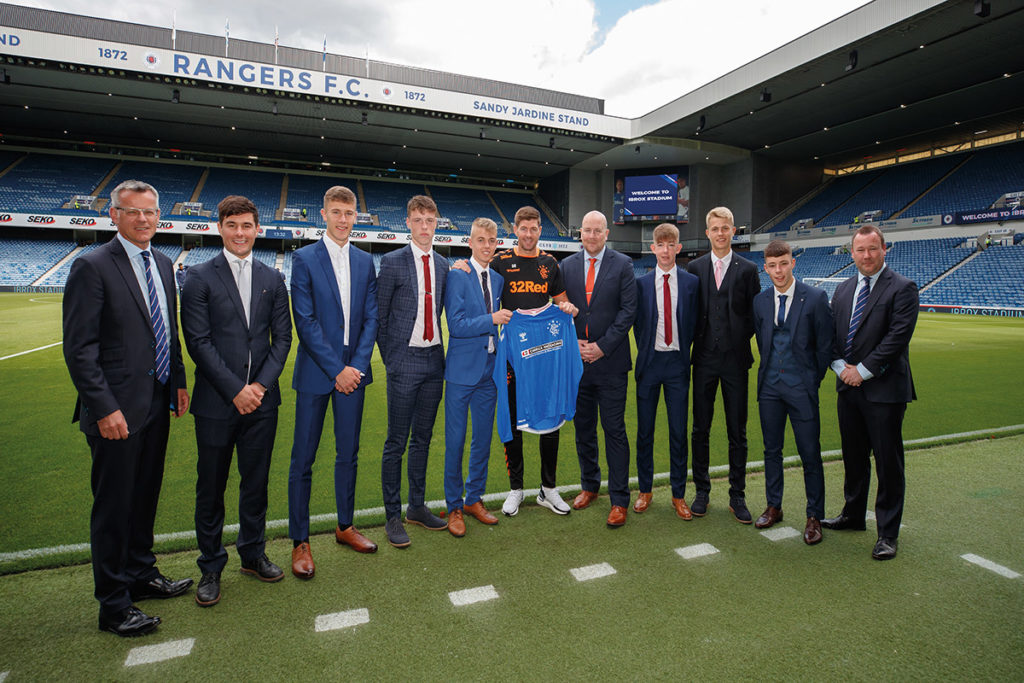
[845,276,870,360]
[141,251,170,384]
[776,294,787,327]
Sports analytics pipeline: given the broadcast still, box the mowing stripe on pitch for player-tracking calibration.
[449,585,499,606]
[960,554,1021,579]
[570,562,616,581]
[676,543,719,559]
[124,638,195,667]
[315,608,370,632]
[761,526,801,541]
[4,423,1021,565]
[0,341,62,361]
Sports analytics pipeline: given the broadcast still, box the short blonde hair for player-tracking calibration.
[705,206,734,227]
[471,217,498,235]
[324,185,357,208]
[652,223,679,243]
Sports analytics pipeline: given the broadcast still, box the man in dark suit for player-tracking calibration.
[687,206,760,522]
[377,195,449,548]
[632,223,699,519]
[442,218,512,537]
[289,185,380,580]
[751,240,834,545]
[181,195,292,606]
[823,225,918,560]
[562,210,637,527]
[63,180,192,637]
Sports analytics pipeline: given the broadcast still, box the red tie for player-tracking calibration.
[585,257,596,337]
[663,273,672,346]
[422,254,433,342]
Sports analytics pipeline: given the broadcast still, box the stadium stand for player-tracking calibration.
[488,191,547,235]
[361,180,422,231]
[105,161,203,217]
[280,174,332,226]
[903,142,1024,218]
[194,168,284,227]
[0,150,24,175]
[40,241,102,286]
[428,185,499,234]
[182,245,221,267]
[0,154,114,212]
[920,245,1024,308]
[0,237,76,285]
[771,169,883,232]
[631,254,656,277]
[882,237,974,288]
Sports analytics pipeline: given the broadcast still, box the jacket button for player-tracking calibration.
[148,369,154,376]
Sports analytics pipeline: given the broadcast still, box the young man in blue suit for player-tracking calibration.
[376,195,449,548]
[632,223,699,520]
[181,196,293,605]
[751,240,834,545]
[442,218,513,537]
[288,186,380,580]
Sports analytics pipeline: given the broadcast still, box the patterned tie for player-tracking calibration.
[481,270,492,314]
[714,259,724,290]
[140,251,170,384]
[663,273,672,346]
[776,294,787,327]
[845,277,870,359]
[422,254,433,342]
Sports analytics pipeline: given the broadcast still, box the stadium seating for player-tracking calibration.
[631,254,656,277]
[882,237,973,288]
[194,168,284,227]
[361,180,423,231]
[0,237,77,285]
[0,154,115,212]
[105,161,203,217]
[904,142,1024,218]
[281,174,333,227]
[488,191,552,236]
[429,185,499,234]
[920,245,1024,308]
[0,150,24,175]
[771,170,883,232]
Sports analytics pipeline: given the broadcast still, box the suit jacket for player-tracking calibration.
[376,245,448,369]
[687,251,760,369]
[752,280,834,397]
[63,237,187,435]
[181,253,292,419]
[444,265,503,386]
[831,266,918,404]
[291,239,378,394]
[561,247,637,375]
[633,266,699,385]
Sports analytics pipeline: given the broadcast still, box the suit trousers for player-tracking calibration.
[837,387,907,538]
[443,354,497,511]
[381,346,444,519]
[86,379,169,616]
[503,365,559,490]
[758,383,825,518]
[194,409,278,574]
[575,371,631,507]
[288,387,366,540]
[636,350,690,498]
[691,353,750,499]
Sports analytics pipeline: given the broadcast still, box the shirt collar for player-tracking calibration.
[712,250,733,268]
[775,278,796,298]
[222,248,253,266]
[410,242,433,261]
[859,262,887,285]
[656,264,675,277]
[470,258,489,276]
[117,233,148,260]
[323,236,349,260]
[584,246,606,263]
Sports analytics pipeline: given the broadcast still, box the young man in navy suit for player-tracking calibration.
[181,196,293,605]
[823,225,918,561]
[288,186,380,580]
[562,210,638,527]
[376,195,449,548]
[442,218,513,537]
[751,240,834,545]
[632,223,699,520]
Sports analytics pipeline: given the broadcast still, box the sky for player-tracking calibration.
[14,0,872,118]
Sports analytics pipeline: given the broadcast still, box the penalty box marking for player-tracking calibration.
[961,554,1021,579]
[760,526,801,541]
[449,585,499,606]
[315,608,370,632]
[124,638,195,667]
[676,543,719,559]
[570,562,617,581]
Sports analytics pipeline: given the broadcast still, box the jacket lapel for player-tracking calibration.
[108,239,151,328]
[315,240,344,314]
[214,253,249,328]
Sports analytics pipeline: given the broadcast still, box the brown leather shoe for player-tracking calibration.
[804,517,823,545]
[633,492,652,513]
[672,497,693,520]
[291,542,315,580]
[335,525,378,553]
[448,509,466,537]
[573,490,598,510]
[607,505,627,527]
[754,506,783,529]
[463,501,498,525]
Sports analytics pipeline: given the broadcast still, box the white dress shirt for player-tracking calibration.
[471,258,496,353]
[323,237,352,347]
[408,243,441,348]
[654,265,680,352]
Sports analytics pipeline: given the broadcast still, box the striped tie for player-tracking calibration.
[845,276,870,360]
[141,251,170,384]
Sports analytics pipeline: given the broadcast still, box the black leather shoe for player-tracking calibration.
[195,572,221,607]
[691,492,709,517]
[240,554,284,582]
[130,574,194,601]
[821,514,867,531]
[98,606,160,637]
[729,498,752,524]
[872,537,898,561]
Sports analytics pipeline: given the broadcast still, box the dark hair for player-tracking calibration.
[853,224,885,246]
[407,195,438,216]
[764,239,792,258]
[514,206,541,226]
[217,195,259,224]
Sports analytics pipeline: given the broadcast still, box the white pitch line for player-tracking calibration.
[676,543,719,559]
[960,554,1021,579]
[1,670,9,682]
[570,562,617,582]
[0,341,62,361]
[449,584,499,606]
[124,638,195,667]
[761,526,801,541]
[315,608,370,632]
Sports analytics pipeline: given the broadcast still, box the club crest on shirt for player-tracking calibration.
[548,319,560,337]
[538,264,550,280]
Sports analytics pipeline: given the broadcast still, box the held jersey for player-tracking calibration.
[490,248,565,310]
[493,304,584,442]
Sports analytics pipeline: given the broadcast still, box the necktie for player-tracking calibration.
[714,259,724,290]
[586,257,596,304]
[481,270,492,314]
[845,277,870,359]
[777,294,787,327]
[422,254,433,342]
[663,273,672,346]
[141,251,170,385]
[236,259,251,326]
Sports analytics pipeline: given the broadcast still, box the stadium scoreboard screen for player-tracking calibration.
[613,169,689,224]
